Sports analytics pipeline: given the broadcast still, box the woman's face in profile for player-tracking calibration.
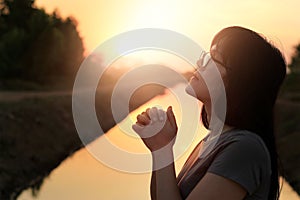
[185,43,227,103]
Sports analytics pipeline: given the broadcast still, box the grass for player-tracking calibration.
[0,96,81,199]
[0,77,75,91]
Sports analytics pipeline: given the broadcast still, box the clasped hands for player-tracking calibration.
[132,106,178,152]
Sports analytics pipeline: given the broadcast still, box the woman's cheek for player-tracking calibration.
[186,76,210,102]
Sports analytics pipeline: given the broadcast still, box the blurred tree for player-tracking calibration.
[289,44,300,73]
[1,0,34,29]
[279,43,300,100]
[0,0,84,85]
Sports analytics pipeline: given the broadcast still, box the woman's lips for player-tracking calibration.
[190,75,198,82]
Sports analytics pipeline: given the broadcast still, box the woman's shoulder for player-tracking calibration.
[221,129,265,144]
[218,129,271,162]
[206,129,272,197]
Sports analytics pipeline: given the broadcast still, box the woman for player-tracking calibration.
[132,26,286,200]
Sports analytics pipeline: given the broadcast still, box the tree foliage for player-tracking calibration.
[0,0,84,84]
[289,44,300,73]
[279,43,300,99]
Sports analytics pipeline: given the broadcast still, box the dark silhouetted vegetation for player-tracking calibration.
[0,0,84,88]
[280,44,300,97]
[290,44,300,73]
[275,44,300,196]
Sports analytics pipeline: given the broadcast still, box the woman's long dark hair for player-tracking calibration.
[201,26,286,200]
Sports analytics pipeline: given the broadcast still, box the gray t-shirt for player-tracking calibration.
[177,129,271,199]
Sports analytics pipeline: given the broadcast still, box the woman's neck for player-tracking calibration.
[204,103,235,134]
[221,124,235,134]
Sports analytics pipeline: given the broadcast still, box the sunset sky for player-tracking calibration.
[35,0,300,64]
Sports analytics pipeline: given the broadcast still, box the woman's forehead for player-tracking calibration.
[211,36,228,51]
[210,44,223,63]
[211,44,217,51]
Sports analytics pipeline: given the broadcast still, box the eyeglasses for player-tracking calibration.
[196,51,226,71]
[196,51,214,70]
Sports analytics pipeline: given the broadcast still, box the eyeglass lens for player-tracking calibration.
[199,52,211,67]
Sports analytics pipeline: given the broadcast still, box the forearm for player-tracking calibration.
[150,148,182,200]
[150,170,157,200]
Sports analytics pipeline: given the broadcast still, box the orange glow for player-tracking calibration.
[36,0,300,63]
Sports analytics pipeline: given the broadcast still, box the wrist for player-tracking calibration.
[151,145,174,171]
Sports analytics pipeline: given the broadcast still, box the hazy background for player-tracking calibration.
[36,0,300,63]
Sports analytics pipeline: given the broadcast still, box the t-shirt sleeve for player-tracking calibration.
[207,135,269,195]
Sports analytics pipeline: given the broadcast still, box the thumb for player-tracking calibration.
[167,106,177,129]
[132,124,144,135]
